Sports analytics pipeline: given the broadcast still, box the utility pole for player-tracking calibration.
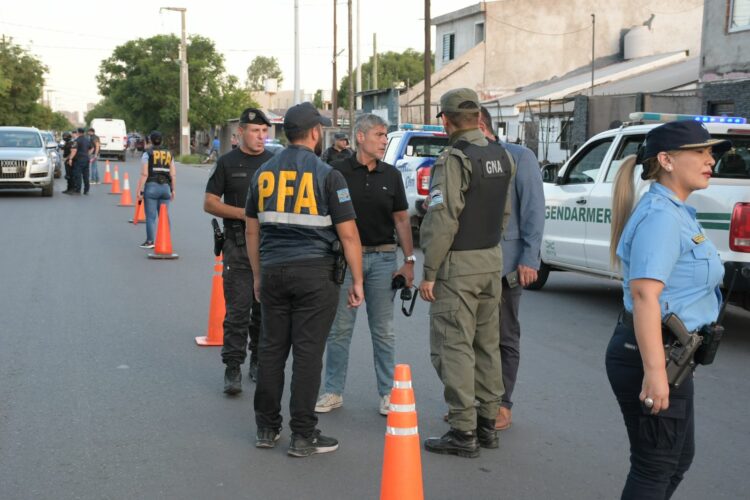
[372,33,378,89]
[591,13,596,96]
[294,0,301,104]
[348,0,354,136]
[424,0,431,124]
[332,0,338,126]
[355,0,361,110]
[160,7,190,157]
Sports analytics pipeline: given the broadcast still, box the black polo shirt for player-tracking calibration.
[331,156,408,246]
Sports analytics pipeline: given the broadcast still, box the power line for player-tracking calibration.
[0,20,127,42]
[485,12,591,36]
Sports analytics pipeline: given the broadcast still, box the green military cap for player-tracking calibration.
[436,88,480,118]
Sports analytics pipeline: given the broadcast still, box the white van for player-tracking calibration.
[90,118,127,161]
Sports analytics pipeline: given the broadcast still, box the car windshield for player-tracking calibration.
[713,134,750,179]
[404,136,448,158]
[0,131,43,148]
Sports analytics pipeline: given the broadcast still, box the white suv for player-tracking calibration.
[533,113,750,311]
[0,127,55,197]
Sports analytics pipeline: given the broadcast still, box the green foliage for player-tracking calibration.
[176,154,204,164]
[84,97,122,125]
[96,34,257,139]
[338,49,432,108]
[245,56,283,91]
[313,89,323,108]
[0,37,48,126]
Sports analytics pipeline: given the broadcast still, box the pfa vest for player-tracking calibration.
[147,147,172,184]
[450,140,512,251]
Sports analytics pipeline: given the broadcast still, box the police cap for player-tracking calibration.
[284,102,332,133]
[436,88,480,118]
[240,107,271,127]
[637,120,732,166]
[149,130,162,142]
[333,132,348,141]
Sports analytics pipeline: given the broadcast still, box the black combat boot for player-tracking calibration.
[477,416,499,449]
[223,363,242,395]
[424,428,480,458]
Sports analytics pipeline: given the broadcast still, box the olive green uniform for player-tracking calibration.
[421,128,515,432]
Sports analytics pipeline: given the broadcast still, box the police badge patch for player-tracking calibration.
[429,189,443,207]
[337,188,351,203]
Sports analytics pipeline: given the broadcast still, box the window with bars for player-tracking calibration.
[730,0,750,32]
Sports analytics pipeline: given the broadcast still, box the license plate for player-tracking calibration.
[2,166,18,174]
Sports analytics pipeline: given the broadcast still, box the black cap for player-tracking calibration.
[283,102,332,133]
[333,132,348,140]
[240,107,271,126]
[77,127,85,134]
[638,120,732,164]
[149,130,162,142]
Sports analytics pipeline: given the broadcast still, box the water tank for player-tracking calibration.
[264,78,278,94]
[321,89,332,103]
[624,26,653,60]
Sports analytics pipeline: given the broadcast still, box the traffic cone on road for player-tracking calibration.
[109,166,121,195]
[118,172,134,206]
[195,255,225,346]
[380,364,424,500]
[148,204,179,259]
[129,199,146,224]
[103,160,112,184]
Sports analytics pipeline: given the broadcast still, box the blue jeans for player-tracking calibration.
[89,158,99,182]
[324,251,397,397]
[144,182,172,242]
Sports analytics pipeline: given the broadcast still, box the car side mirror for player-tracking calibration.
[541,163,561,183]
[46,141,58,149]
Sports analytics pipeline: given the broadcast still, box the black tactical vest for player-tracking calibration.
[147,147,172,184]
[450,140,512,251]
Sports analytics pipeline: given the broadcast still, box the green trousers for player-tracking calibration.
[429,270,504,431]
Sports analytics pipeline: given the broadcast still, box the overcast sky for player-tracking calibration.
[0,0,476,116]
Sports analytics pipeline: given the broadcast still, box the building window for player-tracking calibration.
[559,119,573,151]
[708,101,736,116]
[475,22,485,45]
[442,33,455,62]
[730,0,750,32]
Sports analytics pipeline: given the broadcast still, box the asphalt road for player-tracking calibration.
[1,155,748,500]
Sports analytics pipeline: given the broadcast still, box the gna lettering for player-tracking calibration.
[257,170,318,214]
[545,205,612,224]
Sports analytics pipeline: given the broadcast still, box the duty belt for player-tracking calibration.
[362,244,397,253]
[619,310,676,346]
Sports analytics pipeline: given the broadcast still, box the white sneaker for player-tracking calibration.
[314,393,343,413]
[379,394,391,416]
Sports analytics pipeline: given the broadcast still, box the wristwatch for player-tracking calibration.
[404,255,417,264]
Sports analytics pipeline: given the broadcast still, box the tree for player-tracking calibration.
[245,56,283,92]
[97,34,257,139]
[338,49,432,109]
[0,36,47,126]
[84,97,122,125]
[313,89,324,109]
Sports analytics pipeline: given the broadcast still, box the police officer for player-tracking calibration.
[136,131,175,248]
[320,132,353,165]
[65,127,91,195]
[245,102,364,457]
[61,131,74,193]
[204,108,274,395]
[607,120,729,498]
[418,88,515,458]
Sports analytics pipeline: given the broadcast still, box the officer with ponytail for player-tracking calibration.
[606,120,730,499]
[136,131,175,249]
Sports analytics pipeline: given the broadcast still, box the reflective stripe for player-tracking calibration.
[392,380,412,389]
[152,167,170,172]
[389,403,416,412]
[386,426,419,436]
[258,211,332,227]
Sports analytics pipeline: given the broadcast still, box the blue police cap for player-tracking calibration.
[638,120,732,164]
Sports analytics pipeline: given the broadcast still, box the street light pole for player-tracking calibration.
[161,6,190,157]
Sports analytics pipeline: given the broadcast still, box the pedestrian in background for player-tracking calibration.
[315,113,415,417]
[418,88,515,458]
[245,102,364,457]
[88,128,100,184]
[606,120,728,498]
[320,132,353,165]
[204,108,274,394]
[136,131,175,249]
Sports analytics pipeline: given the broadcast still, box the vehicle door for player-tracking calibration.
[543,137,614,269]
[585,133,646,274]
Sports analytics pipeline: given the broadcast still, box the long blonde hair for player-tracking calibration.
[609,155,662,266]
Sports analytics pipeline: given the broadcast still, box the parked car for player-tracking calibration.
[0,127,55,197]
[40,130,62,178]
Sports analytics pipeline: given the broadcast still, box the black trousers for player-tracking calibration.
[605,323,695,500]
[221,238,261,366]
[254,260,339,436]
[72,160,89,194]
[499,281,523,408]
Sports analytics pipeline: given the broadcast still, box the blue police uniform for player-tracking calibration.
[606,182,723,499]
[245,144,356,439]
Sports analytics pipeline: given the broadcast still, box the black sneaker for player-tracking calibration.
[287,429,339,457]
[248,358,258,383]
[223,364,242,395]
[255,427,281,448]
[424,428,480,458]
[139,241,155,249]
[476,416,499,449]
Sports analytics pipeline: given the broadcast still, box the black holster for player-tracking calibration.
[694,323,724,366]
[331,240,346,285]
[211,218,225,256]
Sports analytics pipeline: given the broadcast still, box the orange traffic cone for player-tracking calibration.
[195,255,225,346]
[129,199,146,224]
[148,203,179,259]
[109,166,122,195]
[118,172,134,206]
[381,364,424,500]
[103,160,112,184]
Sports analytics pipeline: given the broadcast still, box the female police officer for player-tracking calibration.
[606,120,730,499]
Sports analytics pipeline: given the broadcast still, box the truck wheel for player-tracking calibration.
[525,263,550,291]
[41,182,54,197]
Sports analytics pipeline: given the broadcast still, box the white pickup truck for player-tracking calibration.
[532,112,750,311]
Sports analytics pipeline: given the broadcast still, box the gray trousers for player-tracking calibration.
[499,281,522,409]
[221,238,261,366]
